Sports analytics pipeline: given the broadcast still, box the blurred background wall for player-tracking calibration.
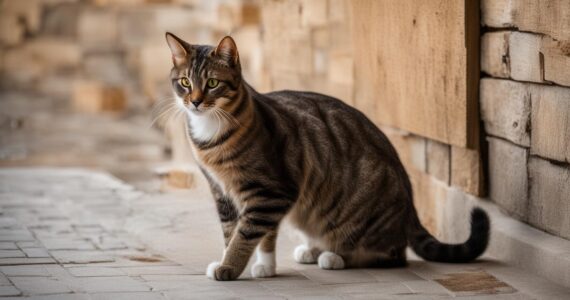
[0,0,569,261]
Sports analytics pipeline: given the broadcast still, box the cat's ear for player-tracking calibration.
[165,32,188,67]
[214,36,240,66]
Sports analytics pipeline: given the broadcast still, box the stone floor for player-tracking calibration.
[1,92,569,299]
[0,168,569,299]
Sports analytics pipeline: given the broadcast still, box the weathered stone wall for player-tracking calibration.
[480,0,570,240]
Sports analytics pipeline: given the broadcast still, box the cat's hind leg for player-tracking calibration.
[317,251,345,270]
[293,244,321,264]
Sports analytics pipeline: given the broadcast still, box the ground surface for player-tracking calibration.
[0,92,569,299]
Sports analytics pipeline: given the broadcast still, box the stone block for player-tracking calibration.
[72,80,127,114]
[301,0,328,28]
[541,37,570,87]
[381,126,426,174]
[451,146,484,196]
[217,1,261,30]
[0,15,25,46]
[156,169,195,190]
[140,45,172,102]
[0,0,42,34]
[8,38,80,71]
[2,38,80,85]
[409,172,448,237]
[488,137,528,221]
[511,0,570,41]
[426,139,450,185]
[481,31,510,78]
[83,53,128,84]
[482,0,570,41]
[480,78,531,147]
[37,73,77,99]
[40,2,80,38]
[509,32,543,83]
[528,157,570,240]
[480,0,513,28]
[230,26,262,87]
[118,9,157,48]
[78,9,119,52]
[10,277,72,295]
[0,286,21,297]
[530,85,570,163]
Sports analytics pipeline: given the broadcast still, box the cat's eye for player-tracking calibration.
[180,77,191,88]
[207,78,219,89]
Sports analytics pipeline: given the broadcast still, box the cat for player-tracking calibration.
[164,32,490,281]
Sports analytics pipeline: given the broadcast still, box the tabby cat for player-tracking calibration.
[164,32,490,281]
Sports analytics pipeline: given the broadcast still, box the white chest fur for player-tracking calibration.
[188,111,227,142]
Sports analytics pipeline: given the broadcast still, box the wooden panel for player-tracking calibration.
[349,0,479,148]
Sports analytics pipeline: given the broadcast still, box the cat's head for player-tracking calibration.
[165,32,242,114]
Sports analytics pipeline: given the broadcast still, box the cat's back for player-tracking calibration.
[253,89,400,163]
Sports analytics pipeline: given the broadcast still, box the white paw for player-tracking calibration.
[318,251,345,270]
[251,262,276,278]
[294,245,318,264]
[206,261,221,278]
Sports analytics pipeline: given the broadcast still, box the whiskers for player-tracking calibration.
[212,107,242,129]
[148,97,186,131]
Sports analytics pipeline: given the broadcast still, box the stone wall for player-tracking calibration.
[480,0,570,240]
[1,0,568,240]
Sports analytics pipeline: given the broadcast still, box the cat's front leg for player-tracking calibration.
[251,231,277,278]
[207,198,291,281]
[215,195,238,247]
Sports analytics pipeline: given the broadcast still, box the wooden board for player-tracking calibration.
[349,0,480,148]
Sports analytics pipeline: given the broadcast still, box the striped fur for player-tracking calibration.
[165,33,490,281]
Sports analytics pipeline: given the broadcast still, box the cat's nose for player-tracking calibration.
[191,100,202,108]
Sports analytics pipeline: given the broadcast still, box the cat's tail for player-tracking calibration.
[408,207,490,263]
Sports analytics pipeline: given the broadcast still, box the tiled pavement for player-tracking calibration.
[1,168,569,299]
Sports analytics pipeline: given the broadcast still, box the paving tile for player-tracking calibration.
[0,243,17,250]
[327,282,411,296]
[17,241,43,248]
[40,238,95,250]
[67,267,126,277]
[364,268,424,282]
[0,273,11,285]
[259,279,319,291]
[0,265,51,276]
[18,294,91,300]
[140,274,197,281]
[163,289,238,300]
[70,276,151,293]
[0,250,25,258]
[0,234,35,242]
[402,280,450,296]
[0,257,56,265]
[90,292,167,300]
[10,276,73,295]
[120,266,198,276]
[0,285,21,296]
[434,271,516,296]
[22,248,51,258]
[50,250,115,264]
[299,269,377,285]
[222,281,275,297]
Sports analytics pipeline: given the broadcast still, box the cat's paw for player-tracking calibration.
[206,262,238,281]
[318,251,345,270]
[251,262,276,278]
[293,245,319,264]
[206,261,221,279]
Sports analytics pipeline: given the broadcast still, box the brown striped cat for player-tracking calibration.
[164,33,490,281]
